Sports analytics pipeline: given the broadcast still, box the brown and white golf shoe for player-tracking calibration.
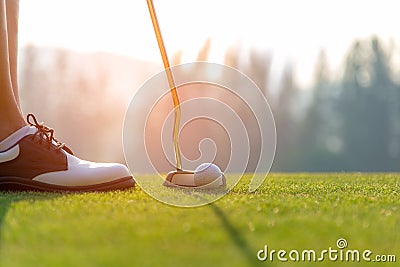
[0,114,135,192]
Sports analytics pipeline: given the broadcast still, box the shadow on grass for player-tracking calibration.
[210,203,266,267]
[0,192,61,252]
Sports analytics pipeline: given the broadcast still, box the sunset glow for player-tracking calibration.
[19,0,400,86]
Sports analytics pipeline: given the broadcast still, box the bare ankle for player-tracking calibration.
[0,114,26,142]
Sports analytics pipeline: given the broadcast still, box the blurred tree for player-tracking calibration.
[19,45,36,112]
[314,49,331,85]
[171,49,183,66]
[338,37,396,170]
[371,38,400,163]
[246,49,271,100]
[272,63,298,171]
[223,43,240,69]
[295,50,343,171]
[19,45,46,116]
[192,38,212,82]
[52,49,69,120]
[196,37,211,62]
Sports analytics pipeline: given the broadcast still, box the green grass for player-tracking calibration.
[0,173,399,267]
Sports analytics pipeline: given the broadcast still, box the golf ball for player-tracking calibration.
[194,163,223,186]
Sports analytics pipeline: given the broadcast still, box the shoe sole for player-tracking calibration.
[0,176,135,192]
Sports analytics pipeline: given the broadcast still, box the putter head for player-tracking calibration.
[163,170,226,189]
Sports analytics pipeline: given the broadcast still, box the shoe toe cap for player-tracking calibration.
[33,154,132,186]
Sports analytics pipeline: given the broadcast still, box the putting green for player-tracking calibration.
[0,173,399,267]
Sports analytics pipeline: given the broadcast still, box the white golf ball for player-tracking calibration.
[194,163,223,186]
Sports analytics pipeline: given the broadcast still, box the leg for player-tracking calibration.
[6,0,20,104]
[0,0,25,142]
[0,0,135,191]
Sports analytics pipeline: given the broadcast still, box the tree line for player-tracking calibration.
[248,37,400,171]
[19,36,400,171]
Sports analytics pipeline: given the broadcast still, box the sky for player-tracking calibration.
[19,0,400,87]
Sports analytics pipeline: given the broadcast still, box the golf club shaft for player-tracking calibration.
[146,0,182,171]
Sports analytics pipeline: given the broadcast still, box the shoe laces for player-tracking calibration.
[27,113,73,154]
